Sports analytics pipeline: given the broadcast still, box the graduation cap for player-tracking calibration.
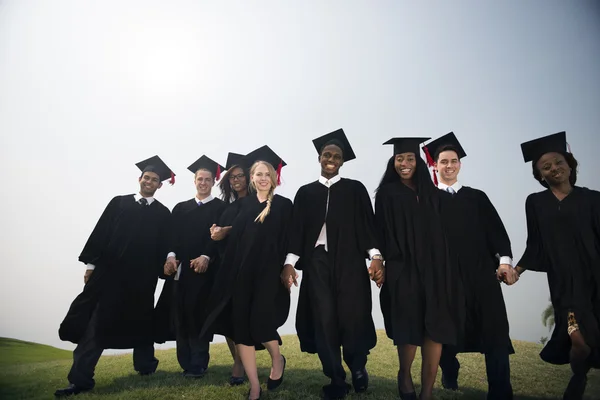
[242,145,287,185]
[187,155,225,181]
[383,137,431,156]
[225,152,246,170]
[312,128,356,162]
[521,131,568,163]
[136,155,175,185]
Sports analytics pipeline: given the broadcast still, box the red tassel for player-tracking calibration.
[216,165,221,181]
[422,146,438,187]
[276,160,283,186]
[169,171,175,186]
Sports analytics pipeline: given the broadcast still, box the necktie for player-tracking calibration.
[139,198,148,206]
[446,187,455,195]
[197,201,203,207]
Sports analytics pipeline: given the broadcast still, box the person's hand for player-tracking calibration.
[280,264,299,292]
[84,270,93,284]
[164,256,178,276]
[191,256,209,273]
[210,225,227,241]
[368,259,385,288]
[497,264,519,285]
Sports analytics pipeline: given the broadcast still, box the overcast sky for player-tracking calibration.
[1,1,599,352]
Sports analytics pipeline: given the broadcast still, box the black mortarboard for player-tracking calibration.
[423,132,467,160]
[312,128,356,162]
[225,152,246,170]
[187,155,225,181]
[383,137,431,156]
[521,131,568,163]
[136,155,175,185]
[242,145,287,185]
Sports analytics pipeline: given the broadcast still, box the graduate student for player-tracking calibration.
[201,146,292,400]
[375,138,458,400]
[423,132,517,399]
[515,131,600,400]
[56,156,173,397]
[281,128,383,400]
[162,155,226,378]
[210,151,249,385]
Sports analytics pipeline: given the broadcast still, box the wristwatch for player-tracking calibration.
[372,254,384,261]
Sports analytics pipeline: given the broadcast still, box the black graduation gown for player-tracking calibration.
[201,194,293,347]
[59,195,171,349]
[518,186,600,367]
[291,179,378,356]
[375,182,458,346]
[154,198,225,342]
[441,186,514,354]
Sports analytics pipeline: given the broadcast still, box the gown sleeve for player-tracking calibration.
[78,196,121,265]
[354,181,380,256]
[286,188,305,264]
[517,194,548,272]
[478,191,513,260]
[277,197,294,269]
[589,189,600,245]
[375,187,401,262]
[157,207,172,278]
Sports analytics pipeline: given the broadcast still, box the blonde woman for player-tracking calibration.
[201,146,292,400]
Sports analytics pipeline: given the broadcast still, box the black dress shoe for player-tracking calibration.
[54,384,91,397]
[266,355,286,390]
[322,382,351,399]
[229,375,245,386]
[183,367,207,378]
[441,372,458,390]
[351,368,369,393]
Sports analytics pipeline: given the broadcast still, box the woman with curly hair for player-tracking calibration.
[374,137,458,400]
[515,131,600,399]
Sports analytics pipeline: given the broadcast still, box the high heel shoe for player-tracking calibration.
[267,355,286,390]
[248,387,262,400]
[398,370,417,400]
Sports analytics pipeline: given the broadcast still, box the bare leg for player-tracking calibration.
[237,344,260,399]
[569,330,591,375]
[397,344,417,394]
[420,337,442,400]
[227,337,244,377]
[262,340,284,380]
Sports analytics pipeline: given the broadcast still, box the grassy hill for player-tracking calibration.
[1,332,599,399]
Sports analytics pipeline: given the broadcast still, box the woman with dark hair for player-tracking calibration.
[375,138,458,400]
[515,131,600,399]
[208,153,250,385]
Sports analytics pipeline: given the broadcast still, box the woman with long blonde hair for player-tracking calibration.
[201,147,292,400]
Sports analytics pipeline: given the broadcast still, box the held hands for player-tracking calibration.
[191,256,209,273]
[497,264,519,285]
[164,256,179,276]
[368,259,385,288]
[280,264,299,293]
[84,270,93,284]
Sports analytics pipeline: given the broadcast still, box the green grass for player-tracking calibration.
[0,332,599,399]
